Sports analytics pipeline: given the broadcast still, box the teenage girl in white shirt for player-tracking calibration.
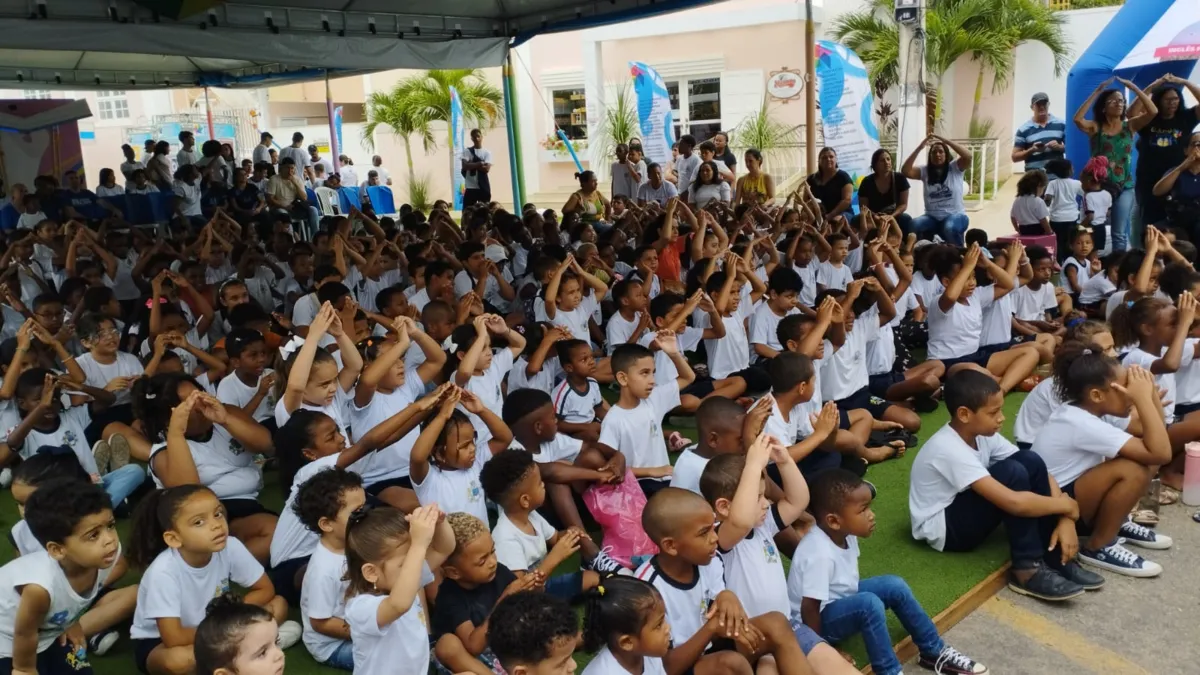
[343,505,455,675]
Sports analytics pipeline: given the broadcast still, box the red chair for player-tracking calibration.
[996,233,1057,260]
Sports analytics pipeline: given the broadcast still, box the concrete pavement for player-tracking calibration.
[903,503,1200,674]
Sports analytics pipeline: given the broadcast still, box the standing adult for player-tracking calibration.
[460,129,493,208]
[856,148,912,232]
[253,132,274,166]
[674,135,702,199]
[119,144,143,187]
[1012,92,1067,171]
[279,133,312,182]
[713,131,737,179]
[371,155,392,186]
[145,141,174,192]
[1073,76,1157,251]
[309,145,335,178]
[805,147,854,224]
[1131,73,1200,229]
[901,135,973,246]
[1152,135,1200,236]
[176,131,200,168]
[337,155,358,189]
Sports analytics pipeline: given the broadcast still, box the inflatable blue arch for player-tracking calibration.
[1065,0,1199,176]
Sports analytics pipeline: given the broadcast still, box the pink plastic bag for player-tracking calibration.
[582,469,658,567]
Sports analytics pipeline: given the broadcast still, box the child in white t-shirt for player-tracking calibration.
[343,504,454,675]
[794,468,984,675]
[749,267,803,362]
[537,254,608,344]
[1010,170,1052,236]
[450,314,525,445]
[1081,158,1113,254]
[698,255,768,385]
[129,486,300,673]
[578,576,670,675]
[551,339,609,441]
[1059,228,1096,298]
[509,323,567,395]
[481,448,623,580]
[215,328,277,423]
[1044,160,1083,235]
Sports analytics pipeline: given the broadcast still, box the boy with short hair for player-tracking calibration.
[634,488,813,675]
[294,467,366,670]
[750,267,803,361]
[700,257,771,392]
[487,592,580,675]
[550,339,608,442]
[643,290,743,412]
[909,370,1094,602]
[605,278,650,355]
[815,233,854,293]
[0,479,121,675]
[480,448,623,580]
[793,469,986,675]
[670,396,752,495]
[598,336,694,497]
[215,328,276,426]
[1013,245,1070,341]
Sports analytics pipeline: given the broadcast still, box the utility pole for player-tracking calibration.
[805,0,816,176]
[895,0,926,216]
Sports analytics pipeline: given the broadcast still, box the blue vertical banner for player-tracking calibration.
[629,61,675,167]
[333,106,344,156]
[449,86,466,211]
[815,41,880,188]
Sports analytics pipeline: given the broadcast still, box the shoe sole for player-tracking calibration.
[91,441,112,477]
[106,434,132,470]
[1006,580,1085,602]
[1078,556,1162,578]
[1121,536,1172,551]
[91,630,120,656]
[916,660,988,675]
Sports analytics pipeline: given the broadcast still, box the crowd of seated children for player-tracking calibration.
[7,153,1200,675]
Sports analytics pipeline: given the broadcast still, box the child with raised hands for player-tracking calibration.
[450,314,526,443]
[410,386,514,522]
[137,378,276,564]
[343,504,455,675]
[351,317,447,511]
[537,253,609,344]
[274,301,363,445]
[128,485,301,675]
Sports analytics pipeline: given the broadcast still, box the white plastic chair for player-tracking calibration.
[314,187,341,217]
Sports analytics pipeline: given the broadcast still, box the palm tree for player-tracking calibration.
[360,69,504,200]
[830,0,1071,130]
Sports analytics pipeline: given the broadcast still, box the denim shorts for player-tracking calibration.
[789,616,828,655]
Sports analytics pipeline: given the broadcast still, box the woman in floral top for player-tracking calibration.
[1073,76,1157,251]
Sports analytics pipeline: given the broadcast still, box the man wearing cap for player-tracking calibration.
[280,132,312,182]
[253,132,274,166]
[309,144,335,179]
[1012,93,1066,171]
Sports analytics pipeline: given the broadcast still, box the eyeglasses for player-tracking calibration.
[93,328,120,340]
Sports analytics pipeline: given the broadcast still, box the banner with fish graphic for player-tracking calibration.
[450,86,466,211]
[815,41,880,187]
[629,61,676,167]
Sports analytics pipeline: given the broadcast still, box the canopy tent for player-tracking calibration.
[0,0,712,89]
[1065,0,1200,178]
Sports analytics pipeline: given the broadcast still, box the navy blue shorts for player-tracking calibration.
[979,335,1034,359]
[940,350,989,370]
[835,386,890,420]
[867,371,905,399]
[220,498,277,521]
[366,476,414,496]
[1176,401,1200,418]
[133,637,161,674]
[268,554,310,607]
[0,639,92,675]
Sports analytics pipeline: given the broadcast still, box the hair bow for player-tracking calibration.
[279,335,305,360]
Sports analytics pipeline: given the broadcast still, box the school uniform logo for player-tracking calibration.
[49,610,71,627]
[763,538,780,565]
[467,480,482,503]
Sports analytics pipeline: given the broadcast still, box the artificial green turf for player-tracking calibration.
[14,393,1025,674]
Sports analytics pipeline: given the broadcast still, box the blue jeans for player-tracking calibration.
[909,212,970,246]
[1111,187,1135,251]
[102,464,145,508]
[322,640,354,671]
[819,575,942,675]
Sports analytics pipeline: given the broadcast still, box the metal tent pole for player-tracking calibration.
[502,55,522,210]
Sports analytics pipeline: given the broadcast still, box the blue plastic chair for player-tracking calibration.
[101,195,129,221]
[149,192,176,223]
[306,187,319,208]
[337,187,363,213]
[0,204,19,231]
[366,186,395,215]
[123,195,155,225]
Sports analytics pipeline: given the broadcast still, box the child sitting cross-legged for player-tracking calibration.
[701,436,860,675]
[641,289,744,413]
[792,469,986,675]
[635,487,814,675]
[551,338,610,442]
[670,395,754,495]
[480,448,615,591]
[487,591,581,675]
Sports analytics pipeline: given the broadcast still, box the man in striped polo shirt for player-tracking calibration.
[1012,92,1067,171]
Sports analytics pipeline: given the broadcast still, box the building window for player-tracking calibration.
[23,90,52,99]
[97,91,130,120]
[664,77,722,143]
[552,87,587,139]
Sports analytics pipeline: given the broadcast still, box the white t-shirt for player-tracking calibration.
[787,526,859,613]
[640,327,703,387]
[552,378,603,424]
[301,540,350,662]
[698,303,752,379]
[749,303,799,361]
[1010,194,1050,226]
[454,269,511,313]
[1123,345,1176,420]
[927,289,995,360]
[1084,190,1112,224]
[911,273,944,306]
[1045,177,1083,222]
[345,591,430,675]
[3,405,100,476]
[0,550,115,657]
[350,377,427,483]
[460,147,493,190]
[634,557,725,649]
[1031,404,1132,486]
[1080,273,1117,307]
[582,646,667,675]
[908,424,1020,551]
[509,356,562,395]
[816,260,853,291]
[413,445,490,523]
[493,510,557,571]
[611,160,647,198]
[9,520,41,556]
[820,310,877,402]
[461,348,515,444]
[1059,257,1092,293]
[216,369,277,422]
[1012,283,1056,322]
[598,384,680,473]
[1013,377,1127,444]
[763,398,813,448]
[535,294,599,344]
[1176,338,1200,406]
[173,181,203,217]
[605,311,644,355]
[276,385,355,455]
[669,447,710,495]
[75,352,144,407]
[130,538,263,639]
[719,507,788,618]
[270,455,339,568]
[531,434,583,465]
[148,424,262,501]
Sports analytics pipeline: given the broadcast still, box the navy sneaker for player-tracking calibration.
[1079,542,1162,578]
[1119,519,1172,550]
[1057,560,1105,590]
[1007,563,1084,602]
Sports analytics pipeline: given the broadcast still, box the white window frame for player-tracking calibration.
[96,90,130,121]
[23,89,52,99]
[550,86,588,140]
[665,75,723,143]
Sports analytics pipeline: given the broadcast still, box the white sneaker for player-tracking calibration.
[106,433,132,471]
[0,468,12,489]
[276,620,302,650]
[91,440,112,477]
